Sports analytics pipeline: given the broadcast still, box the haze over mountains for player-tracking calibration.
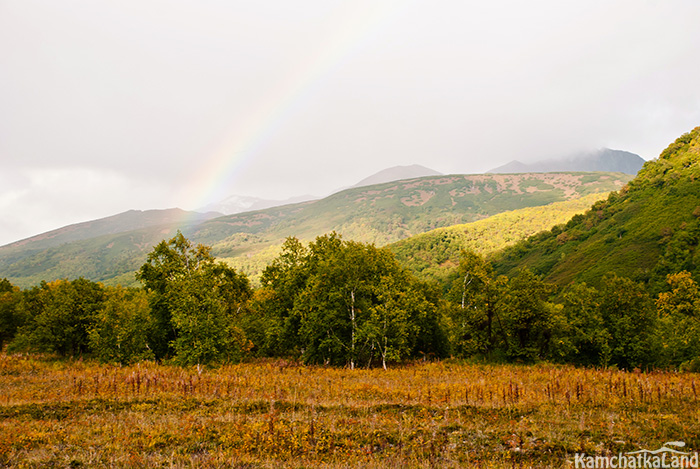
[488,148,645,175]
[351,165,442,188]
[4,209,220,251]
[199,194,318,217]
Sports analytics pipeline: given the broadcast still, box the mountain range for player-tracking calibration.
[488,148,645,175]
[198,154,641,218]
[0,170,631,288]
[4,209,219,252]
[197,164,442,216]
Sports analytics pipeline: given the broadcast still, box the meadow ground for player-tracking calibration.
[1,354,699,468]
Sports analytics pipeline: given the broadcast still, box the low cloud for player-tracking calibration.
[0,167,173,246]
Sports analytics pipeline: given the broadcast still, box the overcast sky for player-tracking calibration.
[2,0,700,246]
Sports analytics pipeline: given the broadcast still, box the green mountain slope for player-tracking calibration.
[390,193,609,283]
[1,209,219,251]
[0,223,213,288]
[199,172,631,253]
[0,172,631,288]
[493,126,700,292]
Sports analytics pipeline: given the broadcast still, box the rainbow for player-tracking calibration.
[180,1,406,224]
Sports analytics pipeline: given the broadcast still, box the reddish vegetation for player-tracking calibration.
[401,190,436,207]
[2,355,699,468]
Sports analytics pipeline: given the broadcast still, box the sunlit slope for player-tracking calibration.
[494,126,700,293]
[201,172,631,255]
[389,193,609,283]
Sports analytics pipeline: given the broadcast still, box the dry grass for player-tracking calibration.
[1,354,699,468]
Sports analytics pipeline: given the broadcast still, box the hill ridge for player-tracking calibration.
[493,126,700,292]
[3,208,219,250]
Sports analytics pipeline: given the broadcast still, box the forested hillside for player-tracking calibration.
[390,193,607,283]
[494,126,700,293]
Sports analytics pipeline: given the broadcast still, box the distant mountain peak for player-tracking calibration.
[352,165,442,188]
[489,160,530,174]
[487,148,645,175]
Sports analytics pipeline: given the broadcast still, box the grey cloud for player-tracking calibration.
[1,0,700,244]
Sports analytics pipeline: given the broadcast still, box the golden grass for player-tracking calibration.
[1,354,699,468]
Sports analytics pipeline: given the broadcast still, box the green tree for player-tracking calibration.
[168,262,251,366]
[10,278,105,356]
[136,232,252,365]
[0,278,21,350]
[598,274,656,369]
[502,269,557,362]
[446,250,508,357]
[89,286,154,364]
[136,231,215,359]
[257,232,447,367]
[255,237,311,357]
[296,234,381,368]
[655,271,700,369]
[242,287,281,358]
[366,273,444,369]
[365,275,413,369]
[557,283,611,366]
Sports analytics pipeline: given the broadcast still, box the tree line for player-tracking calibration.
[1,231,699,370]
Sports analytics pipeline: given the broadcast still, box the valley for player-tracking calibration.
[3,129,700,468]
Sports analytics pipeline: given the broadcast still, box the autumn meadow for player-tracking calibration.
[2,353,699,468]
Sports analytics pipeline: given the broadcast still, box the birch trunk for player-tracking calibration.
[350,289,356,370]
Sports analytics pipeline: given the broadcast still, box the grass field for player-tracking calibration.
[1,354,699,468]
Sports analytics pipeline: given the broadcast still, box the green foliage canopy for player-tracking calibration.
[136,231,252,365]
[252,233,448,368]
[10,278,105,356]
